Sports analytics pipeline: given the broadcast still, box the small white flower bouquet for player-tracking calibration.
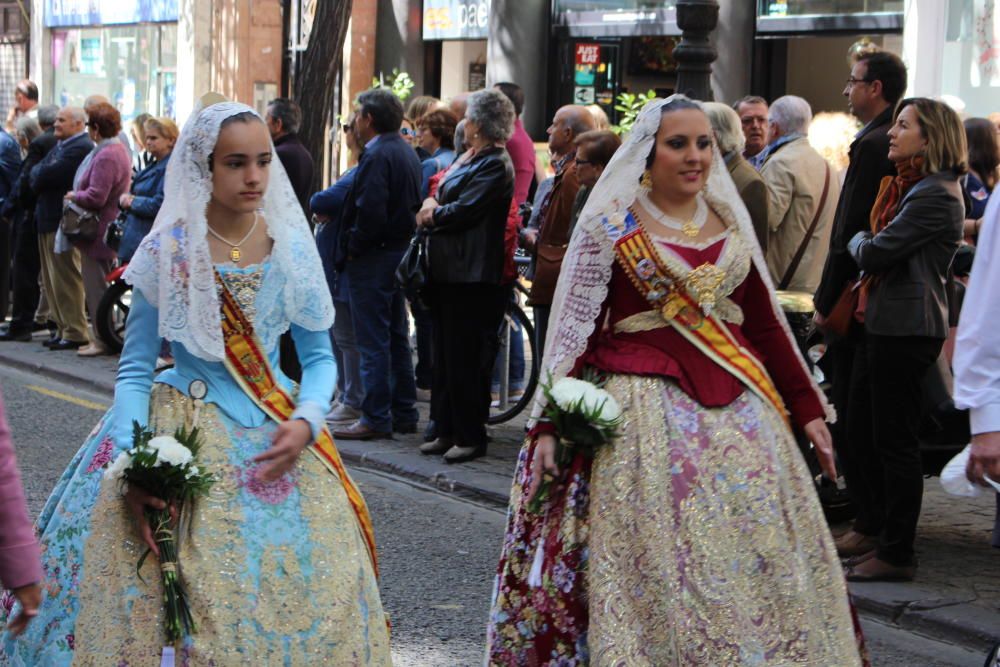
[528,371,623,513]
[105,422,214,642]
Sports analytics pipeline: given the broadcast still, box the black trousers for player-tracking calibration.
[429,282,506,449]
[826,328,878,536]
[846,333,942,566]
[7,214,41,333]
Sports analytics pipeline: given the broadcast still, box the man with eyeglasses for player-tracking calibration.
[814,48,908,562]
[733,95,769,166]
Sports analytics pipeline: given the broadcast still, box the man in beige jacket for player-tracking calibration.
[759,95,839,293]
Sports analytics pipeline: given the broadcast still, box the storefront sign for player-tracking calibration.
[575,43,601,66]
[554,0,677,37]
[573,86,595,105]
[423,0,491,40]
[46,0,178,27]
[574,43,599,86]
[468,62,486,90]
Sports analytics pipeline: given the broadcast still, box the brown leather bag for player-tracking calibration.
[820,280,860,338]
[60,201,101,243]
[529,242,568,306]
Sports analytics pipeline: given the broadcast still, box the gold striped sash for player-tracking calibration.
[615,227,789,424]
[215,273,379,576]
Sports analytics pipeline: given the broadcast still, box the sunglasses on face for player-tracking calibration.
[400,128,416,137]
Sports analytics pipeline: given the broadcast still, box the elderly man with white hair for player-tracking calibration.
[704,102,769,251]
[758,95,839,292]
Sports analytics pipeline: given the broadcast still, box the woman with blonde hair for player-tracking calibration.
[117,116,179,262]
[842,97,967,582]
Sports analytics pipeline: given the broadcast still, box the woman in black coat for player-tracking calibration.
[843,97,967,582]
[415,89,515,463]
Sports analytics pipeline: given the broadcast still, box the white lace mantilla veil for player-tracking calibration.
[530,95,834,425]
[123,98,334,362]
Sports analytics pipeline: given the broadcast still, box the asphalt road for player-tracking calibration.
[0,364,988,666]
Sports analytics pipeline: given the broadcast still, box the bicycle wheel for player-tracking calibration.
[96,279,132,353]
[488,303,539,425]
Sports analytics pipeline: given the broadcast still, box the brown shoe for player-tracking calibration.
[834,530,878,558]
[419,437,453,455]
[842,549,877,567]
[845,557,915,582]
[331,420,391,441]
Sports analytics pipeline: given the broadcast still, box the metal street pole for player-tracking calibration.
[673,0,720,102]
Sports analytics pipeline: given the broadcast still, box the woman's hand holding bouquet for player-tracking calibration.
[105,423,214,642]
[526,372,623,514]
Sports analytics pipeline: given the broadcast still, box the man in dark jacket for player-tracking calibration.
[266,97,314,217]
[30,107,93,350]
[524,104,595,358]
[813,49,907,559]
[333,88,422,440]
[0,106,58,341]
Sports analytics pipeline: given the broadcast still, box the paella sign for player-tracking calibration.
[423,0,491,40]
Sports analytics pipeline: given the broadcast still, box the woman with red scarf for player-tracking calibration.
[844,97,967,581]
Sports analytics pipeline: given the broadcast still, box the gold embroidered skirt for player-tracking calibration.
[587,375,860,666]
[1,385,391,666]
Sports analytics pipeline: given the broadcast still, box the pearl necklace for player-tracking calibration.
[639,193,708,238]
[207,211,259,263]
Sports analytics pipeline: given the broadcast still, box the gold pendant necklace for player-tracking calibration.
[206,212,259,263]
[641,194,707,238]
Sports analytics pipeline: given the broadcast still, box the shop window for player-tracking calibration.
[938,0,1000,118]
[51,23,178,120]
[758,1,904,15]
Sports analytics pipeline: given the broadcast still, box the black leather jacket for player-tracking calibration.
[427,146,514,284]
[848,169,965,339]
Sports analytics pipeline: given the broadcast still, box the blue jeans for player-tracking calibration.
[331,296,364,409]
[491,288,525,392]
[346,250,418,431]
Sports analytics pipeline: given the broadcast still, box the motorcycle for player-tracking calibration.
[95,262,130,353]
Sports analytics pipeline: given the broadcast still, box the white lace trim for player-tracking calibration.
[531,96,834,425]
[123,101,334,361]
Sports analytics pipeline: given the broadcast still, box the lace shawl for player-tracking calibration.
[123,101,334,361]
[531,95,834,425]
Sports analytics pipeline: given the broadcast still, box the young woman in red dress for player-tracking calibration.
[486,96,867,666]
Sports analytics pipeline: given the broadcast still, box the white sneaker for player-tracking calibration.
[326,403,362,423]
[77,341,108,357]
[490,389,525,408]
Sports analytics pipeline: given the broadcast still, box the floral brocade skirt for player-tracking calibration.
[487,374,864,666]
[1,385,391,666]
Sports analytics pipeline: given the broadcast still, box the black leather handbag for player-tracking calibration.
[105,209,128,253]
[395,230,428,300]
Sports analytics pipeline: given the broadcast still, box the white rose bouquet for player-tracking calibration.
[104,422,215,642]
[528,370,623,513]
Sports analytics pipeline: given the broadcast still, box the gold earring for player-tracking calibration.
[640,170,652,189]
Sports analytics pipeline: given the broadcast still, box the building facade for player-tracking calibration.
[27,0,284,125]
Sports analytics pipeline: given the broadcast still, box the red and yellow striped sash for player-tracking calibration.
[615,227,789,424]
[215,274,379,576]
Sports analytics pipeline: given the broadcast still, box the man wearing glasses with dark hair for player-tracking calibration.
[815,48,909,562]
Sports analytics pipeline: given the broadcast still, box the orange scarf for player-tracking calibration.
[869,155,926,233]
[856,156,926,323]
